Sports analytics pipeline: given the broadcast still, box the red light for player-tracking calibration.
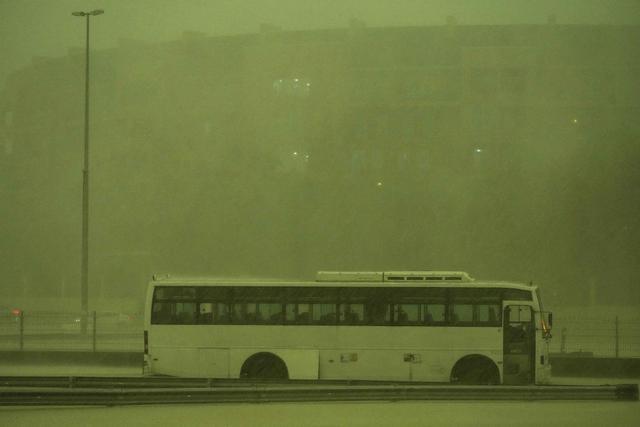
[11,309,21,316]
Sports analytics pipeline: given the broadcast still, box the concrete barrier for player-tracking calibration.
[550,353,640,378]
[2,351,639,379]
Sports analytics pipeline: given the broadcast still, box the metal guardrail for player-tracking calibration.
[0,376,262,388]
[0,377,637,405]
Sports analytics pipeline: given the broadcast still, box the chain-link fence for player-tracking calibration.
[0,310,142,352]
[547,310,640,358]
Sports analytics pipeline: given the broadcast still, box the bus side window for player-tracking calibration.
[215,303,231,323]
[505,305,533,347]
[232,303,256,323]
[509,305,532,323]
[247,303,261,322]
[259,303,283,323]
[339,303,364,324]
[199,302,214,324]
[450,304,473,325]
[175,302,196,324]
[297,304,312,323]
[198,302,231,324]
[423,304,445,325]
[476,303,501,325]
[312,303,337,324]
[366,303,391,325]
[351,304,364,323]
[285,304,296,322]
[285,303,311,324]
[152,302,174,324]
[395,304,420,324]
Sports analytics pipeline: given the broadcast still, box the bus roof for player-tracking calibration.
[150,272,536,292]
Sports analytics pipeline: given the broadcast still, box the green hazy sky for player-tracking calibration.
[1,0,639,87]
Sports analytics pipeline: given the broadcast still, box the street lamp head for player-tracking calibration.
[72,10,104,17]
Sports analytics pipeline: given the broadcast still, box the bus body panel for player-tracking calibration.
[148,324,503,381]
[144,274,550,384]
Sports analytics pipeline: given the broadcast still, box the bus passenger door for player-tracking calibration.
[502,304,535,385]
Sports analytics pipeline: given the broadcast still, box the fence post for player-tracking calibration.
[19,311,24,351]
[92,310,97,352]
[615,315,619,358]
[560,327,566,353]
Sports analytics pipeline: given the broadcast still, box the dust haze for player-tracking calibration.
[1,0,639,314]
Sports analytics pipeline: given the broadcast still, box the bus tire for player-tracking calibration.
[240,352,289,380]
[450,355,500,385]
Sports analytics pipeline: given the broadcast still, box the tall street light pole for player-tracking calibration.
[72,9,103,330]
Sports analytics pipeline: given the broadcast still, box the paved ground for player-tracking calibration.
[1,363,637,426]
[3,399,639,427]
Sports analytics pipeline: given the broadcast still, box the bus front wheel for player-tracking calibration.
[450,355,500,385]
[240,352,289,380]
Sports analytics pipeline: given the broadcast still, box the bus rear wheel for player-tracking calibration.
[240,352,289,380]
[450,355,500,385]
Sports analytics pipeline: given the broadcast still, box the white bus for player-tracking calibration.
[144,271,552,384]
